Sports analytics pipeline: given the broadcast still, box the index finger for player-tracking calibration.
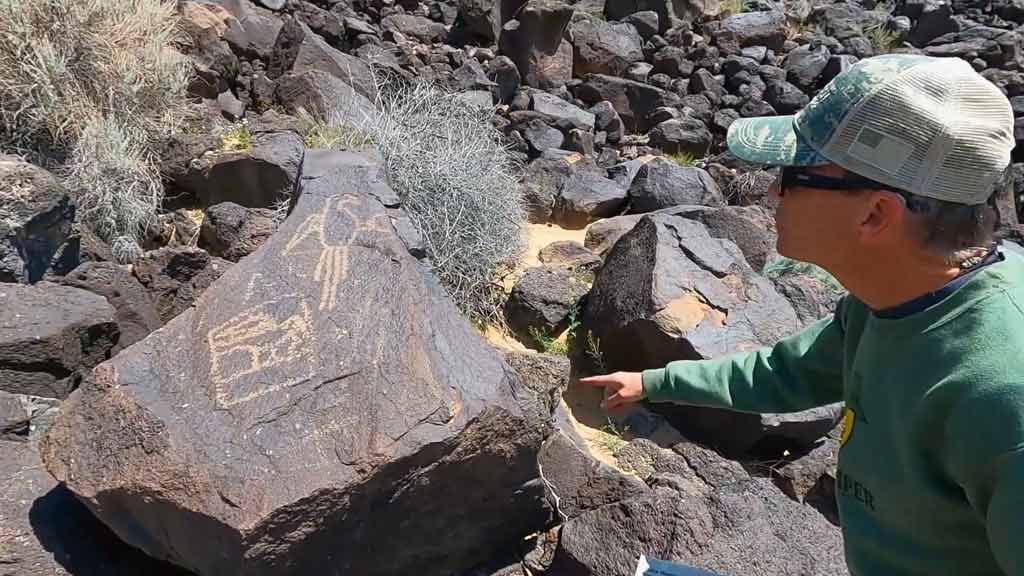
[578,374,616,386]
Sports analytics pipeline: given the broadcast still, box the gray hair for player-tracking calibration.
[836,166,1000,264]
[902,193,998,265]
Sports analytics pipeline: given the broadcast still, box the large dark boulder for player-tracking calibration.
[764,79,811,115]
[223,2,282,61]
[290,0,345,47]
[521,151,598,223]
[531,91,596,132]
[627,158,724,213]
[714,11,789,52]
[783,43,830,91]
[570,18,645,77]
[555,171,629,228]
[647,117,713,157]
[60,262,164,355]
[583,214,797,371]
[505,265,591,347]
[274,70,376,126]
[582,215,817,454]
[0,283,118,399]
[537,430,649,520]
[183,130,304,210]
[573,74,679,132]
[269,19,378,101]
[199,202,278,263]
[41,158,558,576]
[454,0,528,43]
[381,14,448,43]
[131,247,232,324]
[0,156,78,284]
[0,438,195,575]
[498,0,575,89]
[585,204,775,270]
[551,439,846,575]
[589,100,625,143]
[604,0,686,33]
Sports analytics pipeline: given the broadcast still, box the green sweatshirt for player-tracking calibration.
[642,250,1024,576]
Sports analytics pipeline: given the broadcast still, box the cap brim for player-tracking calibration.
[726,115,830,166]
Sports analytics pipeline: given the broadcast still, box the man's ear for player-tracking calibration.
[857,191,905,243]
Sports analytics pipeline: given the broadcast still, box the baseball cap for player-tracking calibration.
[726,54,1015,205]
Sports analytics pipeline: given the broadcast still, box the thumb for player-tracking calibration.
[601,391,626,411]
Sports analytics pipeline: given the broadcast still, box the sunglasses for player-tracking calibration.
[777,166,912,201]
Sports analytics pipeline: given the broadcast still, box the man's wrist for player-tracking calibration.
[641,368,665,402]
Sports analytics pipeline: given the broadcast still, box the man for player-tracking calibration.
[581,54,1024,575]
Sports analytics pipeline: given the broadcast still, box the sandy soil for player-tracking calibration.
[483,221,686,472]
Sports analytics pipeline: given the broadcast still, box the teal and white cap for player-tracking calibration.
[726,54,1015,205]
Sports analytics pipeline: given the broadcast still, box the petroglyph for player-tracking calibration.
[284,194,395,311]
[207,299,315,408]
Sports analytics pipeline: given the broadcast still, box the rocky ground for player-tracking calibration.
[3,0,1024,574]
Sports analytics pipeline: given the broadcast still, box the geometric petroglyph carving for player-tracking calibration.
[207,299,315,408]
[283,194,394,311]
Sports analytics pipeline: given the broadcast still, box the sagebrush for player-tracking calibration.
[0,0,195,260]
[311,72,527,323]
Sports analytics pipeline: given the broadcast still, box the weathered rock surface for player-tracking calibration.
[537,240,601,271]
[554,171,629,228]
[538,430,648,519]
[382,13,447,44]
[268,19,377,101]
[0,283,117,399]
[626,158,724,213]
[573,74,679,133]
[0,156,78,284]
[454,0,527,43]
[551,439,846,575]
[60,262,164,355]
[0,438,194,575]
[131,246,232,324]
[773,435,840,512]
[570,18,646,78]
[183,130,304,210]
[498,0,574,89]
[583,215,815,453]
[0,390,59,440]
[274,70,376,126]
[770,269,847,328]
[714,11,789,52]
[647,117,714,156]
[506,265,590,347]
[199,202,278,262]
[585,204,775,270]
[41,160,557,576]
[530,91,596,132]
[520,151,594,223]
[583,213,797,369]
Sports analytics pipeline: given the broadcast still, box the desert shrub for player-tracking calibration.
[725,169,776,205]
[313,72,528,324]
[63,117,160,263]
[667,151,697,167]
[0,0,195,261]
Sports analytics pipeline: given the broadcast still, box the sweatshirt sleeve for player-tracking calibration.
[945,382,1024,575]
[640,302,847,414]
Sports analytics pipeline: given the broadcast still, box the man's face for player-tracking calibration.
[770,163,868,269]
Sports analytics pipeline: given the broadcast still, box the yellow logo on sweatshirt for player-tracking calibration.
[840,408,855,447]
